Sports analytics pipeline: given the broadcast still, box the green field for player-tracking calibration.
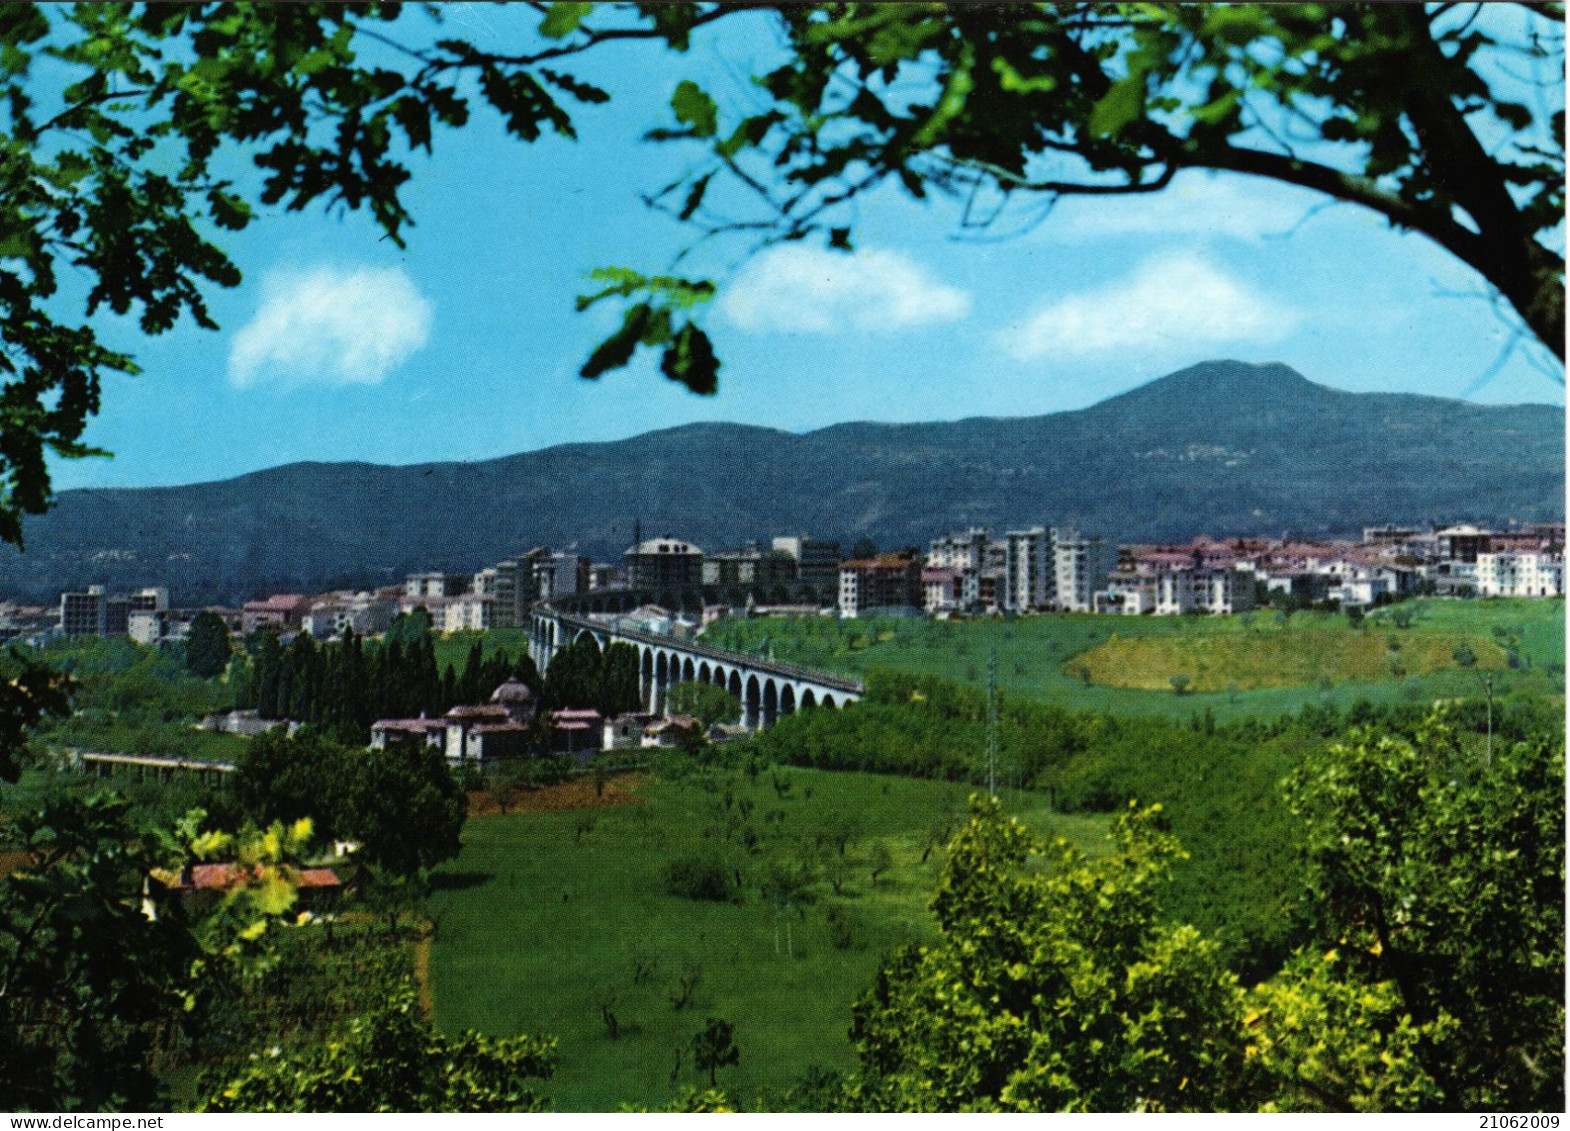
[434,628,534,675]
[428,768,1105,1111]
[702,598,1565,719]
[41,716,251,763]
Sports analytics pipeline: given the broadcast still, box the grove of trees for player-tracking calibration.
[232,727,466,882]
[844,717,1563,1111]
[231,614,538,744]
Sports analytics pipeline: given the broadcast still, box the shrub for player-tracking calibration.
[662,853,739,903]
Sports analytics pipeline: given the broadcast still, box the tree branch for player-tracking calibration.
[941,155,1177,196]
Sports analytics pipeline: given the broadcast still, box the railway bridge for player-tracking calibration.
[528,606,862,729]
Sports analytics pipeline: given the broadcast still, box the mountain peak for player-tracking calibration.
[1119,360,1324,404]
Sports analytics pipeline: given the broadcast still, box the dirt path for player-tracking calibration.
[467,772,650,816]
[413,929,435,1020]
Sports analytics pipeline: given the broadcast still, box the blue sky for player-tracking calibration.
[48,6,1565,491]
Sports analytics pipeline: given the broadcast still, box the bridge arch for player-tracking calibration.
[744,674,762,730]
[780,684,796,717]
[681,656,696,684]
[800,688,817,710]
[654,651,670,714]
[822,694,836,709]
[762,680,779,728]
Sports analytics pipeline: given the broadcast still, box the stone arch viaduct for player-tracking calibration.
[528,606,862,729]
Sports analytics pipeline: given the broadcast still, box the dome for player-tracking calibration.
[490,679,536,704]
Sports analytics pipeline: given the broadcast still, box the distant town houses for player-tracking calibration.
[0,602,59,644]
[371,679,540,765]
[42,520,1565,650]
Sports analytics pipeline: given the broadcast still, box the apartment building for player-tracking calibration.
[625,537,704,593]
[1003,527,1054,613]
[1475,552,1565,598]
[839,554,922,618]
[1053,530,1117,612]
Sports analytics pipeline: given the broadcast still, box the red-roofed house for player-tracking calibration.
[242,594,308,635]
[150,863,342,916]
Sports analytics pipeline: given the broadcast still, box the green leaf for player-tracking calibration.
[539,2,593,40]
[671,79,717,138]
[716,112,779,159]
[0,230,33,259]
[660,323,719,395]
[580,304,653,379]
[992,56,1057,96]
[1089,70,1147,137]
[679,172,712,221]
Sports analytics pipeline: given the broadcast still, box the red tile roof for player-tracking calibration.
[182,863,341,891]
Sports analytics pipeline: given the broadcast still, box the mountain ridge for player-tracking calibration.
[5,360,1562,605]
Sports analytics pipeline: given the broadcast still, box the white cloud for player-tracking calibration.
[720,245,971,334]
[228,265,433,388]
[997,252,1301,359]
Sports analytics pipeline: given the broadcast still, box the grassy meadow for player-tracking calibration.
[434,628,534,674]
[427,767,1105,1111]
[702,598,1565,719]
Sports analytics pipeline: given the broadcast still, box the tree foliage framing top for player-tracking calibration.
[0,2,1562,548]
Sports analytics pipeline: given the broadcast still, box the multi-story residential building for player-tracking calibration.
[1096,571,1156,615]
[241,594,308,635]
[625,537,704,593]
[1003,528,1054,612]
[927,527,991,572]
[1436,524,1492,563]
[486,558,530,628]
[1053,530,1117,612]
[59,586,106,637]
[472,549,590,626]
[128,609,171,645]
[704,542,797,588]
[404,572,469,599]
[530,550,591,600]
[839,554,922,618]
[442,593,495,632]
[922,568,966,614]
[1361,524,1423,547]
[772,536,843,590]
[58,585,159,637]
[1475,552,1565,598]
[301,591,397,638]
[1152,566,1255,615]
[129,587,168,613]
[972,569,1004,613]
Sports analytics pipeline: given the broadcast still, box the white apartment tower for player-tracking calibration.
[1003,528,1054,612]
[1053,530,1117,612]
